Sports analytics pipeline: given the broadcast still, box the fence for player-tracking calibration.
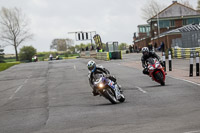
[81,51,123,61]
[96,52,110,61]
[172,47,200,58]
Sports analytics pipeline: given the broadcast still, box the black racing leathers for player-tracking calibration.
[141,52,161,75]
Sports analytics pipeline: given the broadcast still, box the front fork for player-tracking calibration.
[107,79,122,100]
[111,83,122,100]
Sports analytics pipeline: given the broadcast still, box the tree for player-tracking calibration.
[69,46,75,53]
[0,7,33,61]
[180,0,193,8]
[19,46,36,62]
[50,38,73,51]
[141,0,166,20]
[197,0,200,10]
[118,43,128,50]
[141,0,193,20]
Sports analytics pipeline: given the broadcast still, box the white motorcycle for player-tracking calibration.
[93,74,125,104]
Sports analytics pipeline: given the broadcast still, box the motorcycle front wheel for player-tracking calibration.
[155,71,165,86]
[118,94,125,103]
[102,88,118,104]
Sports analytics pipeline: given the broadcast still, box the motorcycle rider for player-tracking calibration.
[141,47,164,75]
[87,60,120,96]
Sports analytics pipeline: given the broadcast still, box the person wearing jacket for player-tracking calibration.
[141,47,164,75]
[87,60,118,96]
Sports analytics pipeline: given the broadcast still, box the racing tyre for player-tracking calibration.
[118,94,125,103]
[156,71,165,86]
[103,88,117,104]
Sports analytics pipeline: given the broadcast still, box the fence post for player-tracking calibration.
[162,52,166,72]
[196,52,199,76]
[169,50,172,71]
[189,52,194,77]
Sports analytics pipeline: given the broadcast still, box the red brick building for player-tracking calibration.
[133,1,200,51]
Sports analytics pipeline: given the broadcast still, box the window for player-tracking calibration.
[159,20,170,28]
[170,20,175,27]
[139,26,150,33]
[146,27,150,32]
[188,18,199,24]
[139,27,143,33]
[183,19,187,25]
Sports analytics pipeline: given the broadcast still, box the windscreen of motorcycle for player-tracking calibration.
[147,58,156,65]
[93,74,104,82]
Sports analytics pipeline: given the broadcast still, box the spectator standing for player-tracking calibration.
[148,42,153,52]
[49,54,53,61]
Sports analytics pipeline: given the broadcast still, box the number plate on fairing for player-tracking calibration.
[108,81,115,89]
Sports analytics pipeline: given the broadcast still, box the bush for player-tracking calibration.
[19,46,37,62]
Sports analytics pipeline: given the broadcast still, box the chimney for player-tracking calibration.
[172,0,177,4]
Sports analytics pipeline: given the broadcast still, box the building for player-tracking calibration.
[133,1,200,51]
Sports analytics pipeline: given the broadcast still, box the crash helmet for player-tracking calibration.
[141,47,149,56]
[87,60,96,72]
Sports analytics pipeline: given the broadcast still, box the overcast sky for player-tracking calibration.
[0,0,197,54]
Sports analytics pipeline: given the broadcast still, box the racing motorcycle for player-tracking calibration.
[93,74,125,104]
[146,58,166,86]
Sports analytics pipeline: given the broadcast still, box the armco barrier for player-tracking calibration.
[96,52,110,61]
[172,47,200,59]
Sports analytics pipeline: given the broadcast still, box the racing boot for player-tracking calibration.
[92,89,99,96]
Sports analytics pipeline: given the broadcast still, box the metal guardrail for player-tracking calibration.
[172,47,200,58]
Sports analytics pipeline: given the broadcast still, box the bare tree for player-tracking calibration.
[0,7,33,61]
[50,38,73,51]
[141,0,194,20]
[197,0,200,10]
[180,0,193,8]
[141,0,166,20]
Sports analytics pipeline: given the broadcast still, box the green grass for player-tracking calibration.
[0,62,20,72]
[3,58,17,62]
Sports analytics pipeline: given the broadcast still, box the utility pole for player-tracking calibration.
[157,12,160,47]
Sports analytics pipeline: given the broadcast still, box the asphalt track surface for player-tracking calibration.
[0,54,200,133]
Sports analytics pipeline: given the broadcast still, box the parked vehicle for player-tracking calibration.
[147,58,166,86]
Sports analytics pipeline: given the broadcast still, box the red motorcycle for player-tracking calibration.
[147,58,166,86]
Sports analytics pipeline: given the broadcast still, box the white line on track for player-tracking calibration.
[167,76,200,86]
[184,130,200,133]
[14,85,23,93]
[136,86,147,93]
[9,75,32,100]
[74,65,76,71]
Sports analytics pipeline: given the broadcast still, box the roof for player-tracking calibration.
[148,1,200,22]
[178,24,200,32]
[137,24,150,27]
[159,24,200,37]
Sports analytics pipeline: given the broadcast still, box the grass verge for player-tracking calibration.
[0,62,20,72]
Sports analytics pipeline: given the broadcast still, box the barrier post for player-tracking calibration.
[189,52,194,77]
[169,50,172,71]
[196,52,199,76]
[162,52,166,72]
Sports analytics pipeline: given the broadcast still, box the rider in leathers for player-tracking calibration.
[87,60,118,96]
[141,47,164,75]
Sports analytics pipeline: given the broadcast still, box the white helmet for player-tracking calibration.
[142,47,149,55]
[87,60,96,72]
